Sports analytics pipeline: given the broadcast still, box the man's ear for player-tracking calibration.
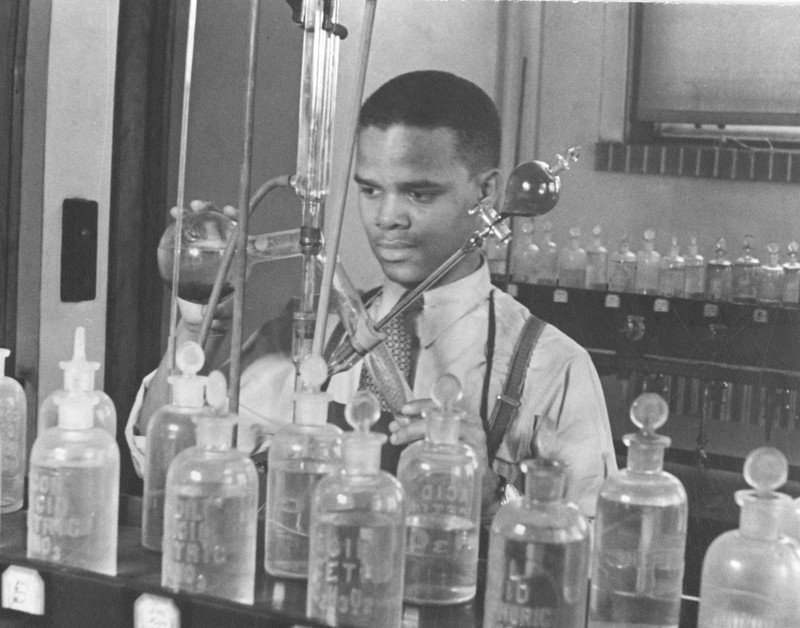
[478,168,502,205]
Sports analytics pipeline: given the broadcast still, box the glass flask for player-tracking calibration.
[585,225,609,290]
[732,235,760,303]
[510,219,540,284]
[157,205,241,304]
[27,392,119,575]
[683,236,706,299]
[0,347,26,513]
[634,229,661,295]
[705,238,733,301]
[162,372,258,604]
[697,447,800,627]
[782,241,800,307]
[142,341,206,551]
[307,391,406,628]
[265,356,343,578]
[589,393,688,628]
[397,374,482,605]
[558,227,587,288]
[757,242,784,305]
[608,235,637,293]
[537,221,559,285]
[484,418,591,628]
[658,236,686,297]
[38,327,116,437]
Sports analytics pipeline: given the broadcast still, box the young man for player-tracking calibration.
[128,70,616,520]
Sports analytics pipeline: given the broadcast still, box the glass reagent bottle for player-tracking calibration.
[585,225,609,290]
[0,347,26,513]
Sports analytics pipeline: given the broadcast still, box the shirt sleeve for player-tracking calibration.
[125,370,156,478]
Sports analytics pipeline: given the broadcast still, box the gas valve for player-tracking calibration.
[620,315,645,342]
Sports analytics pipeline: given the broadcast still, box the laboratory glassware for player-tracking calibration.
[634,229,661,295]
[397,374,482,605]
[265,355,343,578]
[683,236,706,299]
[142,341,207,551]
[484,417,591,628]
[756,241,784,305]
[510,218,539,283]
[0,347,25,513]
[585,225,609,290]
[27,392,119,575]
[306,390,406,627]
[558,227,587,288]
[782,241,800,306]
[697,447,800,627]
[538,220,559,285]
[705,238,733,301]
[732,235,759,303]
[608,235,637,293]
[38,326,116,437]
[658,236,686,297]
[588,393,688,628]
[162,371,258,604]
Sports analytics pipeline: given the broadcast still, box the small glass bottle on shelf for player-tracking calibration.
[732,235,760,303]
[585,225,609,290]
[683,236,706,299]
[397,374,482,605]
[558,227,587,288]
[142,341,207,551]
[0,347,26,513]
[697,447,800,627]
[162,372,258,604]
[537,220,559,285]
[705,238,733,301]
[307,391,406,628]
[510,218,540,284]
[607,235,637,293]
[782,241,800,307]
[27,392,120,575]
[485,237,509,277]
[588,393,688,628]
[756,242,784,305]
[265,356,343,578]
[38,327,116,437]
[658,236,686,297]
[634,229,661,295]
[484,418,590,628]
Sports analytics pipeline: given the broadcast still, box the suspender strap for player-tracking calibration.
[486,314,546,465]
[479,291,496,435]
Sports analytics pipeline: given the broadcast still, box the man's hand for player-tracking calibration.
[389,399,503,516]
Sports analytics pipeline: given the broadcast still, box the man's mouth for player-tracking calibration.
[375,240,415,261]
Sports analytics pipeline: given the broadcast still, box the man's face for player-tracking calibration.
[355,125,494,289]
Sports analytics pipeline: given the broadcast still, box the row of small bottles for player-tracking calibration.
[490,221,800,306]
[6,335,800,626]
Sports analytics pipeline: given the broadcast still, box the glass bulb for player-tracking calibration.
[502,161,561,217]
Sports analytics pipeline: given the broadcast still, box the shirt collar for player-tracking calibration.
[377,258,491,347]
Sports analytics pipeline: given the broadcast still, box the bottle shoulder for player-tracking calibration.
[31,427,120,465]
[599,468,688,506]
[168,447,258,486]
[491,499,589,543]
[147,405,199,434]
[397,440,477,470]
[314,470,405,512]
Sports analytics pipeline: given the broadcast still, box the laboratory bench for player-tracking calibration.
[0,493,710,627]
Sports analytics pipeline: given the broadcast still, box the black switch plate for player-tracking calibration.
[60,198,98,302]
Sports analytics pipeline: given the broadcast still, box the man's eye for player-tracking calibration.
[409,190,437,203]
[359,186,379,198]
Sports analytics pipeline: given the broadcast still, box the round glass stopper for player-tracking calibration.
[630,392,669,434]
[345,390,381,434]
[743,446,788,493]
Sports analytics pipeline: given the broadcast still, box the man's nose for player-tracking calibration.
[375,194,410,229]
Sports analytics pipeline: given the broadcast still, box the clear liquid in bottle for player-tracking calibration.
[634,229,661,295]
[558,227,587,288]
[683,236,706,299]
[608,235,637,293]
[537,221,559,285]
[0,347,26,513]
[732,235,760,303]
[705,238,733,301]
[510,219,540,284]
[782,241,800,306]
[585,225,609,290]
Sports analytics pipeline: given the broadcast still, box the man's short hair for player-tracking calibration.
[359,70,501,175]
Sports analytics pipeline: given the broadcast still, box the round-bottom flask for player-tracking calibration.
[162,372,259,604]
[306,391,406,628]
[27,393,120,575]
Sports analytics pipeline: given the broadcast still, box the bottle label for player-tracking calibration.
[0,398,22,474]
[487,539,586,628]
[28,468,95,561]
[133,593,180,628]
[410,482,472,518]
[2,566,45,615]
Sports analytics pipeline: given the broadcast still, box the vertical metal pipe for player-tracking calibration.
[229,0,260,413]
[312,0,378,357]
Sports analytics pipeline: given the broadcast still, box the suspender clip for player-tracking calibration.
[495,393,521,409]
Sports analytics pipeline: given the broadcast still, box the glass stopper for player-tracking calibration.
[346,390,381,434]
[431,374,463,412]
[535,416,559,459]
[715,238,727,255]
[569,226,581,239]
[644,229,656,242]
[630,392,669,435]
[789,241,799,256]
[743,446,787,493]
[205,371,228,412]
[175,341,205,375]
[592,225,602,238]
[521,219,535,236]
[767,242,780,255]
[743,235,754,252]
[299,355,329,391]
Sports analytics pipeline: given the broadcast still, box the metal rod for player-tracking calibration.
[312,0,378,357]
[198,174,293,347]
[167,0,198,372]
[229,0,260,413]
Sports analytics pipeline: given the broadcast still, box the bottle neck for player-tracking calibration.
[737,490,788,539]
[524,459,567,502]
[623,433,669,473]
[343,434,384,474]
